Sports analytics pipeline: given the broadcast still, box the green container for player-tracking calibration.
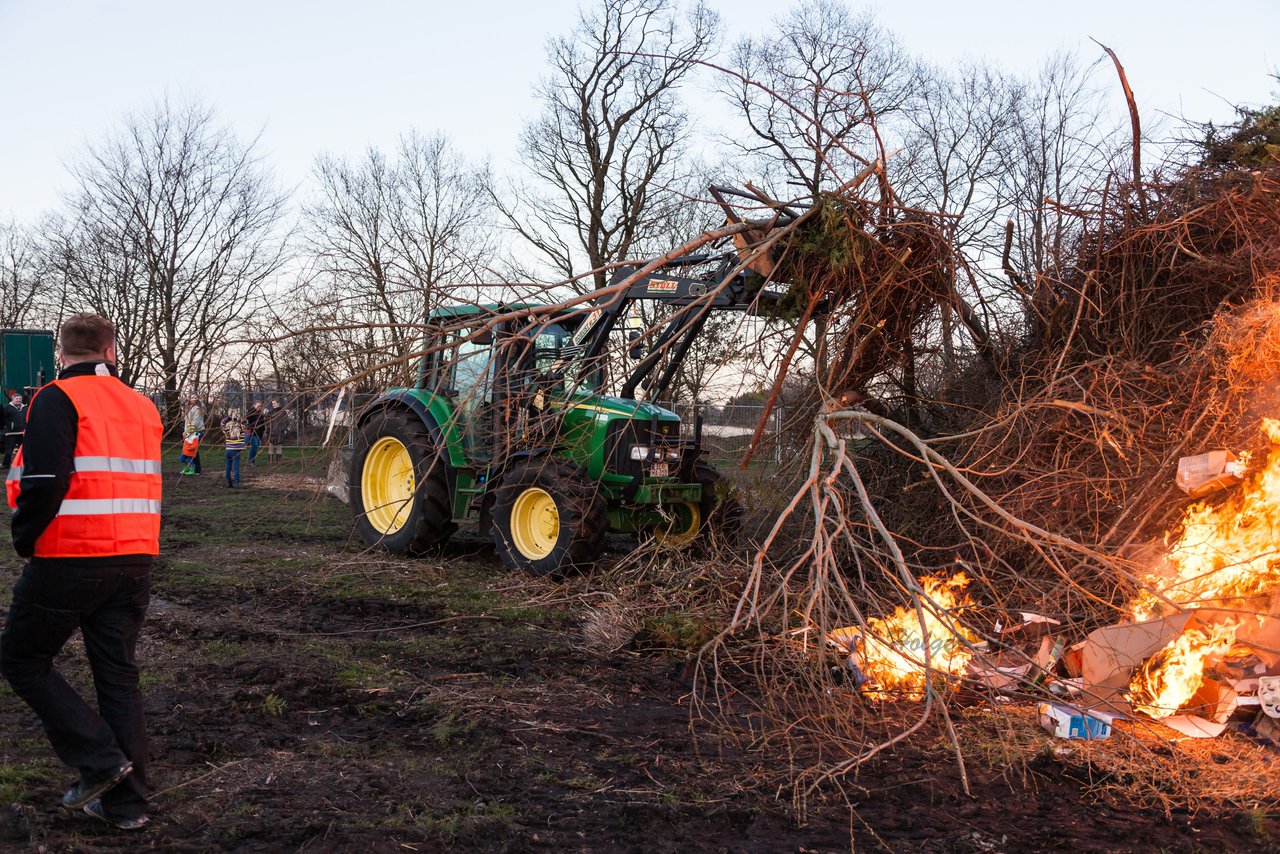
[0,329,56,396]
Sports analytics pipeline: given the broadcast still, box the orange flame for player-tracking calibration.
[1126,418,1280,718]
[857,572,977,698]
[1129,622,1238,718]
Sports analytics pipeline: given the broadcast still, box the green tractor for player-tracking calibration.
[348,194,790,575]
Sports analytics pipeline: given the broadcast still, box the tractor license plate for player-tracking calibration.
[649,462,670,478]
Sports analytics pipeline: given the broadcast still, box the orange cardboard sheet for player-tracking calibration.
[1158,678,1237,739]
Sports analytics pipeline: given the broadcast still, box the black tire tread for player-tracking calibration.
[694,460,744,545]
[350,408,456,555]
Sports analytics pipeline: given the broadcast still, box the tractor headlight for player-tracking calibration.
[629,445,651,461]
[663,448,681,461]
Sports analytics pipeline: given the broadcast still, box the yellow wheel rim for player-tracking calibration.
[511,487,559,560]
[654,501,701,548]
[361,436,415,535]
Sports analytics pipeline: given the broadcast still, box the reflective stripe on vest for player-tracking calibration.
[57,498,164,516]
[72,456,164,475]
[6,376,163,558]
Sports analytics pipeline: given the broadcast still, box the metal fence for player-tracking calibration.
[159,388,790,461]
[656,402,787,466]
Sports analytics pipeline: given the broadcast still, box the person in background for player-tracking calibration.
[3,392,27,468]
[178,430,200,476]
[265,398,286,464]
[182,397,205,475]
[245,400,265,466]
[220,411,248,488]
[0,312,162,831]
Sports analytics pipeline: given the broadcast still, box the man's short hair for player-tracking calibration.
[60,313,115,358]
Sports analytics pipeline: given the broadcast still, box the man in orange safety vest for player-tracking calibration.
[0,312,161,831]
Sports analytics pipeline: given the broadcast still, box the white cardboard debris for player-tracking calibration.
[1176,450,1246,498]
[1159,715,1228,738]
[1078,613,1196,713]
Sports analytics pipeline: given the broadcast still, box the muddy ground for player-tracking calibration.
[0,452,1273,852]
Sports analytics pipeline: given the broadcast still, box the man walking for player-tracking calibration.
[245,400,265,466]
[3,392,26,468]
[0,313,162,831]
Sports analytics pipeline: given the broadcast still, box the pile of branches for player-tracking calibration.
[701,130,1280,807]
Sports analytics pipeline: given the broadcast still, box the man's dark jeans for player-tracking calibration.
[0,560,151,819]
[3,435,21,468]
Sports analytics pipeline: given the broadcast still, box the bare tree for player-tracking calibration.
[300,132,494,387]
[305,147,406,371]
[389,132,496,315]
[724,0,919,198]
[46,98,285,421]
[0,220,50,329]
[896,63,1021,260]
[888,63,1023,385]
[499,0,719,292]
[1003,51,1123,285]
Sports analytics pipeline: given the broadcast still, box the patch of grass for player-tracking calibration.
[0,758,51,802]
[138,668,173,689]
[429,711,479,746]
[411,799,518,842]
[201,639,245,662]
[1242,806,1274,843]
[336,658,407,691]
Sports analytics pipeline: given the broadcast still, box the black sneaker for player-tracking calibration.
[83,799,149,831]
[61,762,132,809]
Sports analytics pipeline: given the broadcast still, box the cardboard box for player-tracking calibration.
[1039,703,1116,739]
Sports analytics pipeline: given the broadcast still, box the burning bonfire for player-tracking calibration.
[1125,419,1280,721]
[852,573,978,698]
[803,424,1279,742]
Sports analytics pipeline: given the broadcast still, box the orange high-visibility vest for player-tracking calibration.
[6,375,163,557]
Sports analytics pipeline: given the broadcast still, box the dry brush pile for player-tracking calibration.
[693,139,1280,811]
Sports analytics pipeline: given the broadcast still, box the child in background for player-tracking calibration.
[179,430,201,475]
[221,412,248,488]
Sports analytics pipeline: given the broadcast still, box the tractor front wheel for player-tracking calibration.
[491,459,606,576]
[648,460,743,551]
[349,409,456,554]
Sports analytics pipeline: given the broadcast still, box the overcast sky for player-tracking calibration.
[0,0,1275,223]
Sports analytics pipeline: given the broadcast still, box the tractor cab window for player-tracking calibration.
[530,322,600,395]
[451,334,493,406]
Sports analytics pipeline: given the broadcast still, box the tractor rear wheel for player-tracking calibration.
[350,409,456,554]
[491,459,606,576]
